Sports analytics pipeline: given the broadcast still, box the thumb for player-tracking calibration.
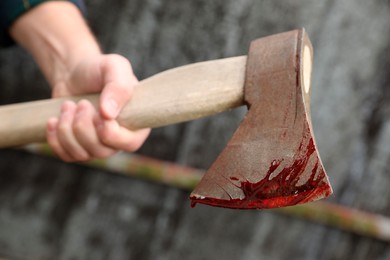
[99,54,138,119]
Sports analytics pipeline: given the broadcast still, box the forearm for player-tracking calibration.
[5,1,149,160]
[10,1,100,87]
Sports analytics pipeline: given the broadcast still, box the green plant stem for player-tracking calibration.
[23,144,390,241]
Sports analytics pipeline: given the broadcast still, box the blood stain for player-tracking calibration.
[191,138,331,209]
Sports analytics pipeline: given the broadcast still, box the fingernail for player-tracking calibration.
[105,98,118,118]
[61,105,71,118]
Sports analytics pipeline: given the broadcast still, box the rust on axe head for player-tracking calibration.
[190,29,333,209]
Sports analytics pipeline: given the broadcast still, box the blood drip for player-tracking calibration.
[191,138,331,209]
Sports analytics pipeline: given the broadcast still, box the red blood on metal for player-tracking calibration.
[191,137,332,209]
[190,29,332,209]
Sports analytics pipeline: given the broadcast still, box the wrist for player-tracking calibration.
[52,42,101,87]
[10,1,101,86]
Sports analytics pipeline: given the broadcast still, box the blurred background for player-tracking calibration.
[1,0,390,259]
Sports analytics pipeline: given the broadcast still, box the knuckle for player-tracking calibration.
[126,139,143,152]
[75,154,90,162]
[54,148,71,162]
[78,99,90,107]
[107,53,130,65]
[73,119,86,134]
[70,149,90,162]
[99,128,114,146]
[125,131,149,152]
[58,123,71,135]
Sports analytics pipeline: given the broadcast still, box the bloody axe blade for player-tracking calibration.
[190,29,333,209]
[0,29,332,209]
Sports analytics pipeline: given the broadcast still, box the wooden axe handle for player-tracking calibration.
[0,56,246,148]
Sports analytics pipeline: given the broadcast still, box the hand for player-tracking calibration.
[46,54,150,161]
[9,2,150,161]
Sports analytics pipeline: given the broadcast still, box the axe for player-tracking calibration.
[0,29,332,209]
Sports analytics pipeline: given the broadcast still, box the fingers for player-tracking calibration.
[47,101,90,162]
[95,118,151,152]
[47,54,149,162]
[47,100,150,162]
[99,54,138,119]
[47,117,73,161]
[96,55,150,153]
[72,101,117,158]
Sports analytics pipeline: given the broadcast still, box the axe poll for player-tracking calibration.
[0,29,332,209]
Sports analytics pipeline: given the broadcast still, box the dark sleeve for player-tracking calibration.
[0,0,86,47]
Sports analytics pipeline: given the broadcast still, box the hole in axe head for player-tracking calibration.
[303,45,312,94]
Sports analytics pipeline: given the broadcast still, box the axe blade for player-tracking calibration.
[190,29,333,209]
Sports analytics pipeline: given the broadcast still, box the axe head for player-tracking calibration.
[190,29,333,209]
